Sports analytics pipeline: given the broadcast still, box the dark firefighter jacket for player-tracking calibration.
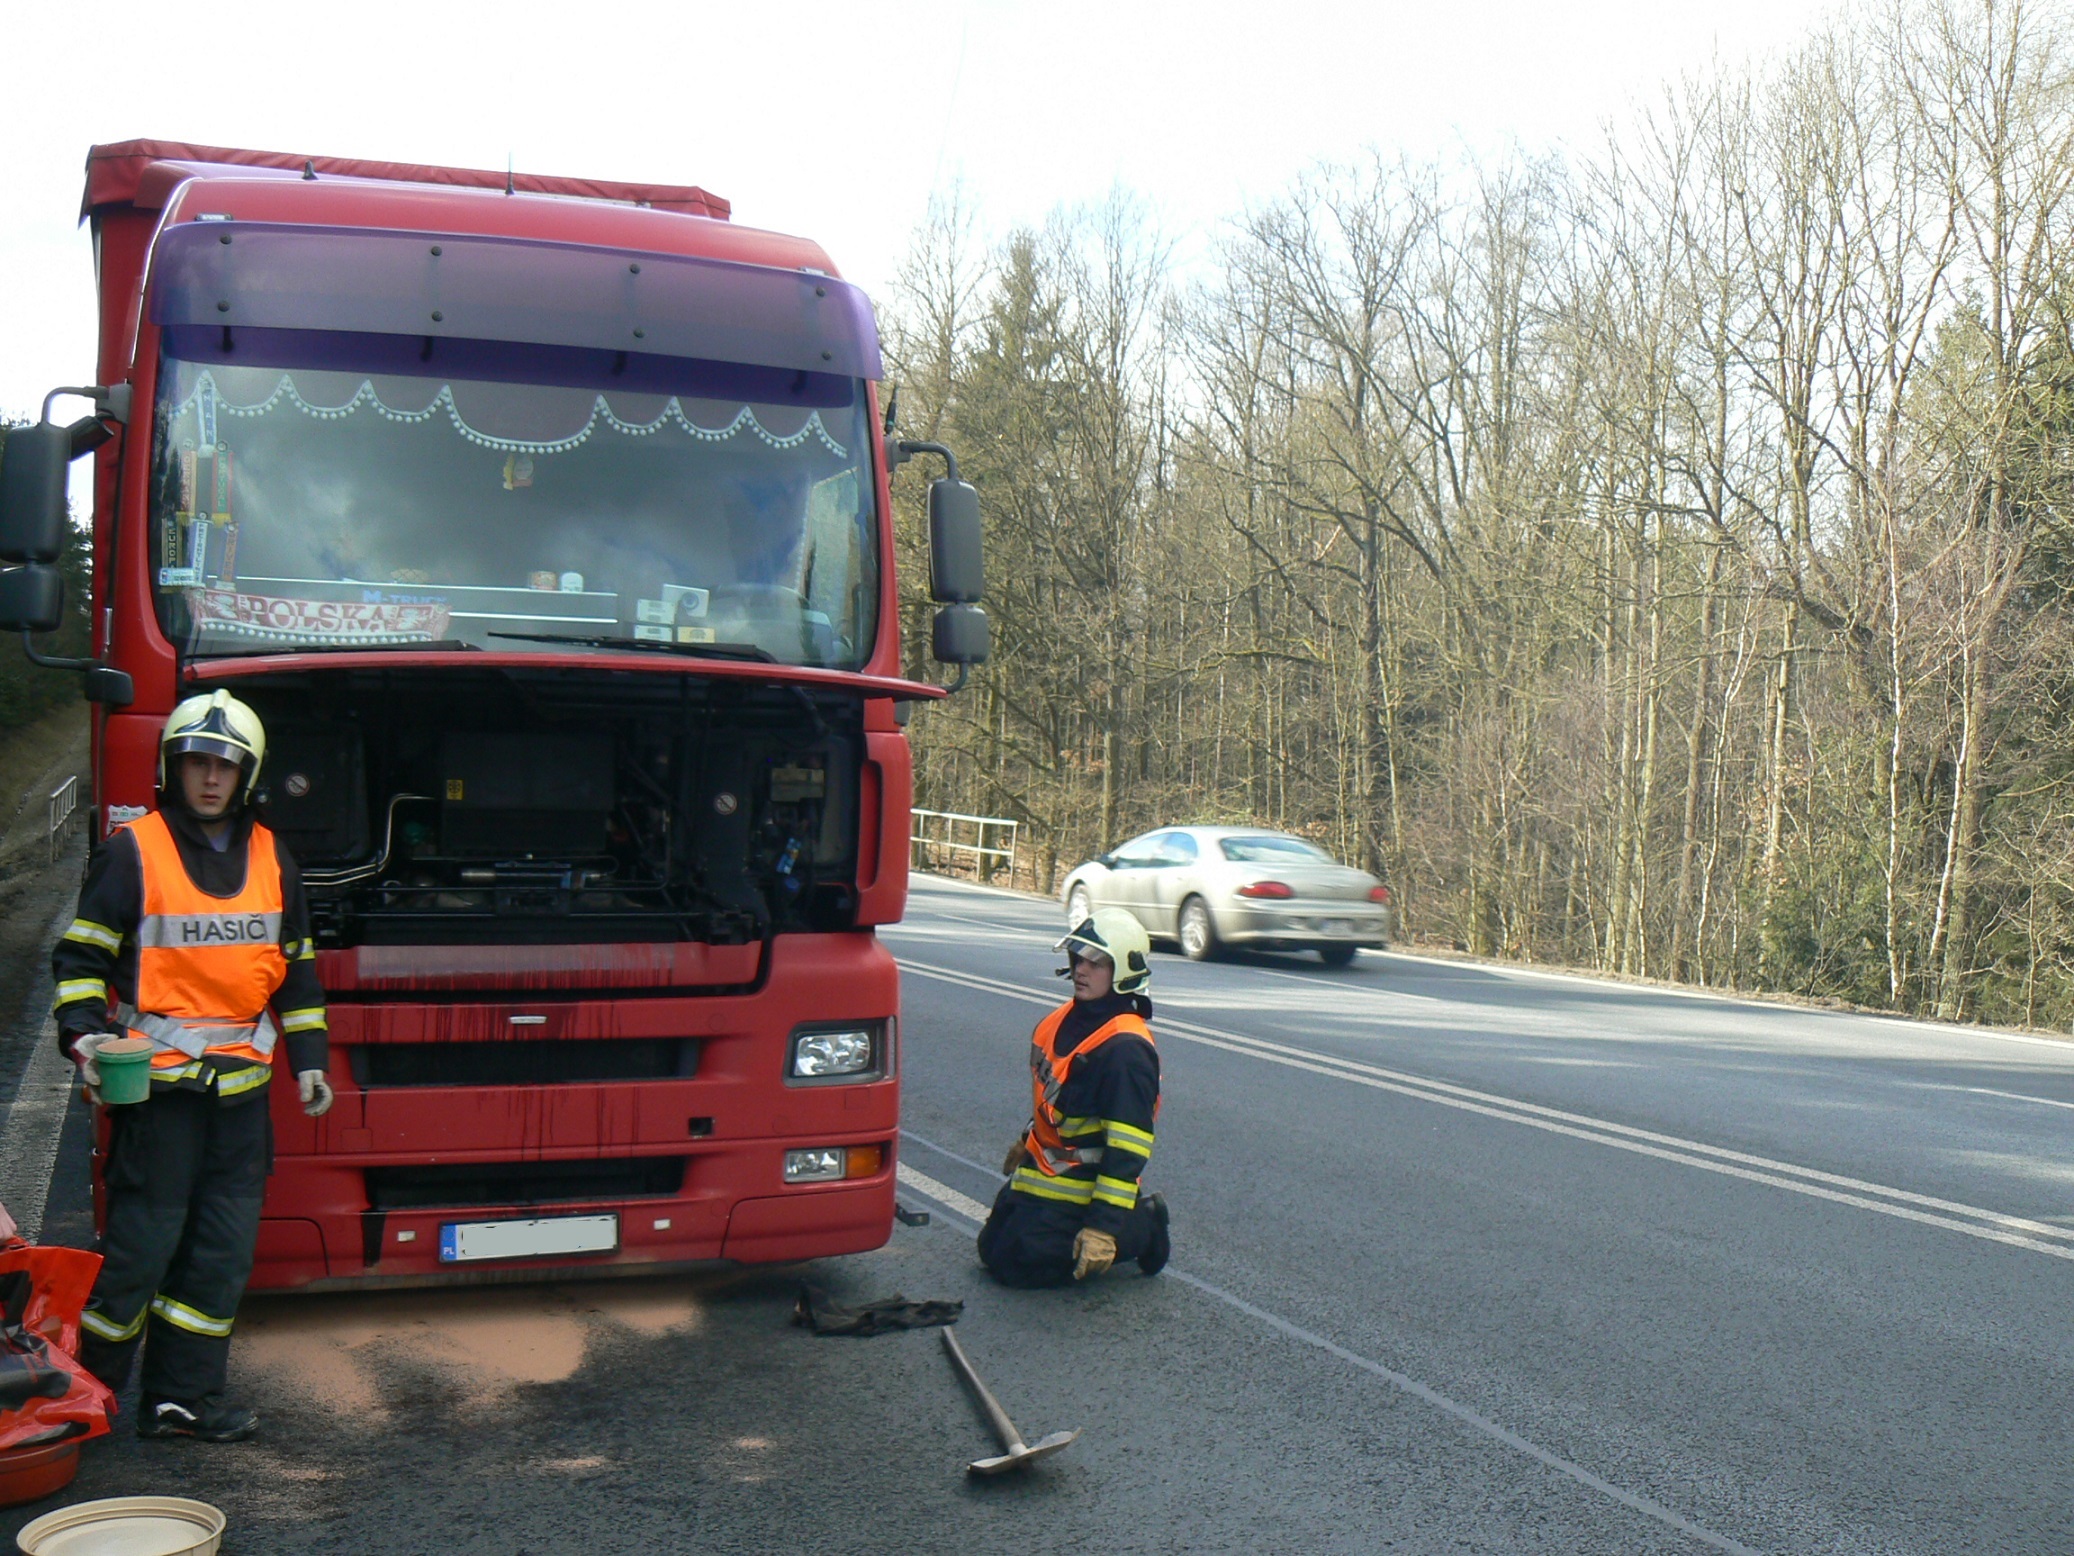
[1011,991,1160,1237]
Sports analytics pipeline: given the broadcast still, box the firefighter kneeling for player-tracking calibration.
[51,691,332,1443]
[979,909,1171,1287]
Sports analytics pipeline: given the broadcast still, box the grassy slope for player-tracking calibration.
[0,704,89,868]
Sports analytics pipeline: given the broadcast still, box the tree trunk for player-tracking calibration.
[1757,622,1796,985]
[1670,544,1723,980]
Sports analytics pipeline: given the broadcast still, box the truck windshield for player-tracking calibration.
[147,333,880,667]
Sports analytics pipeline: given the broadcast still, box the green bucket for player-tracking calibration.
[95,1038,154,1106]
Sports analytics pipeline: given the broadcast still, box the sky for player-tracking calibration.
[1,0,1843,425]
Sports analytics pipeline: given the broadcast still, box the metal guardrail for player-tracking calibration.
[911,808,1018,881]
[47,777,77,863]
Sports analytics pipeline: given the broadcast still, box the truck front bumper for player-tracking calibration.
[252,932,903,1290]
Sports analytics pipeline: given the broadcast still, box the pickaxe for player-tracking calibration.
[940,1328,1080,1476]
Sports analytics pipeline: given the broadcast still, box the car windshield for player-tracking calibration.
[146,330,880,668]
[1219,835,1335,864]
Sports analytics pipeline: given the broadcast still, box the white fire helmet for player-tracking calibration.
[1055,907,1152,995]
[159,690,267,803]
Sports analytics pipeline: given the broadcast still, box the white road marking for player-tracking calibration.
[908,871,2074,1051]
[895,1162,988,1222]
[908,873,1050,905]
[0,899,85,1241]
[881,919,1032,946]
[1241,961,1453,1003]
[891,904,1060,932]
[893,1152,1761,1556]
[1377,947,2074,1051]
[0,1021,73,1241]
[1959,1086,2074,1112]
[899,957,2074,1262]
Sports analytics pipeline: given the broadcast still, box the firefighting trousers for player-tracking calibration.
[976,1180,1165,1288]
[77,1086,269,1404]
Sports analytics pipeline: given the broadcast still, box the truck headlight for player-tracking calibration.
[788,1026,878,1081]
[783,1145,885,1183]
[784,1148,846,1182]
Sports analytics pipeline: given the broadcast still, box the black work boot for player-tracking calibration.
[138,1396,258,1443]
[1137,1194,1171,1276]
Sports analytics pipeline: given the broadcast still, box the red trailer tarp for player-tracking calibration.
[83,139,729,220]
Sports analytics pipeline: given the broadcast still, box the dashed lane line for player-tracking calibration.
[898,957,2074,1263]
[893,1150,1762,1556]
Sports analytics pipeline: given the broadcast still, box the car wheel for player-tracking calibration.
[1067,885,1092,925]
[1317,943,1358,968]
[1179,897,1219,961]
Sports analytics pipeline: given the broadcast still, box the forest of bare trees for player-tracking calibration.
[885,0,2074,1029]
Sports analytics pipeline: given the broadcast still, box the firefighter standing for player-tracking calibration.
[51,690,332,1443]
[978,909,1171,1287]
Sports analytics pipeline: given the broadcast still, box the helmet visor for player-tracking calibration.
[1054,919,1110,960]
[163,734,254,770]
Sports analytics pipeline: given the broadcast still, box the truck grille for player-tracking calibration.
[353,1038,696,1087]
[364,1157,686,1210]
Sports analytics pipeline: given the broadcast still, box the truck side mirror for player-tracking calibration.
[0,565,64,634]
[1,391,129,702]
[931,602,990,666]
[927,478,984,604]
[0,422,73,564]
[83,666,133,705]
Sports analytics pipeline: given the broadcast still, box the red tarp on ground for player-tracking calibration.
[0,1238,113,1450]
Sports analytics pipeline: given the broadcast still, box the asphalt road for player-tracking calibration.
[4,869,2071,1553]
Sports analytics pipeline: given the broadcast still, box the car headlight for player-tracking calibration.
[788,1025,879,1081]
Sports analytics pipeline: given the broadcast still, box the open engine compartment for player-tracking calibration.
[230,667,862,948]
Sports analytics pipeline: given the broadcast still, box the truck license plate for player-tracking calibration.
[1323,920,1351,936]
[438,1214,619,1263]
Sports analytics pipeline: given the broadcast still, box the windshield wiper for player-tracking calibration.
[487,631,775,663]
[197,639,482,659]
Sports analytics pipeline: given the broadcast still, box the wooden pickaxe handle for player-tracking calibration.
[941,1327,1028,1454]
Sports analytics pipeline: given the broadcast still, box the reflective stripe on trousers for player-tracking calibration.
[77,1087,266,1403]
[151,1295,235,1337]
[79,1305,148,1344]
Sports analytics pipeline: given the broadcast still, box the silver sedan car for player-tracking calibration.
[1060,826,1393,966]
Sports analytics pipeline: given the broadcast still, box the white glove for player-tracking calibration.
[70,1033,116,1100]
[298,1069,334,1118]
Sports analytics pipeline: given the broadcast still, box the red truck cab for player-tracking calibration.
[0,142,987,1288]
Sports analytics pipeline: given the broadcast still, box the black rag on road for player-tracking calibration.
[792,1287,964,1337]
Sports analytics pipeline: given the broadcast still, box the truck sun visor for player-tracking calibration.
[148,221,884,381]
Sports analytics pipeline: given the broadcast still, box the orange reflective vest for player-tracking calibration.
[117,811,286,1073]
[1022,1000,1156,1178]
